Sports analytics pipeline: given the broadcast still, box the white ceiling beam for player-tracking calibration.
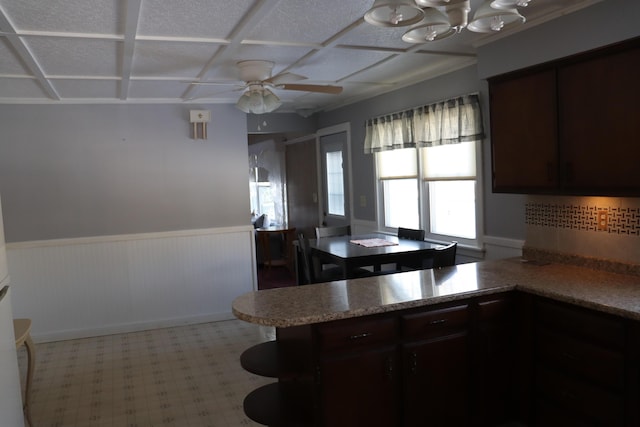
[181,0,283,100]
[0,5,60,100]
[119,0,143,100]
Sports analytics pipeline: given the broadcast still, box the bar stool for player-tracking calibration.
[14,318,34,427]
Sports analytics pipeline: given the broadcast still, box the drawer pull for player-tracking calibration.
[349,332,373,340]
[430,319,447,325]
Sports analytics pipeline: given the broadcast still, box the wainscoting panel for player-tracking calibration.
[7,227,256,342]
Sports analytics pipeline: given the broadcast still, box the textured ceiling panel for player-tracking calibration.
[0,77,49,98]
[138,0,254,39]
[0,39,31,75]
[290,48,394,82]
[131,41,221,78]
[53,79,118,99]
[129,80,192,99]
[0,0,122,34]
[336,23,413,50]
[23,37,119,76]
[246,0,372,44]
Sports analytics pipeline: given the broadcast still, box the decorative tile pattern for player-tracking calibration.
[16,320,275,427]
[525,203,640,236]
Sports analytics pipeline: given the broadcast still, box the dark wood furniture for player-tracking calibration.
[256,226,297,274]
[489,37,640,195]
[309,234,441,279]
[234,260,640,427]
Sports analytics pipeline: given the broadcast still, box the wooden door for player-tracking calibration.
[402,333,470,427]
[489,68,558,193]
[286,138,319,237]
[558,43,640,194]
[319,346,399,427]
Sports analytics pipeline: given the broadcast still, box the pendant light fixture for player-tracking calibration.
[364,0,531,43]
[364,0,425,27]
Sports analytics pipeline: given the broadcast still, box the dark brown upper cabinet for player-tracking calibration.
[489,37,640,195]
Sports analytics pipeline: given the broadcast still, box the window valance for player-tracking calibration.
[364,94,484,154]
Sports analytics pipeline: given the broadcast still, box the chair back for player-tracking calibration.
[315,225,351,239]
[432,242,457,268]
[297,233,315,285]
[397,227,425,241]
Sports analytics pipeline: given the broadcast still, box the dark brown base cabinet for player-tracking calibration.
[240,292,640,426]
[242,295,516,427]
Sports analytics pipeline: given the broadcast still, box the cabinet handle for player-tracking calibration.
[410,351,418,374]
[430,319,446,325]
[386,357,395,381]
[348,332,373,340]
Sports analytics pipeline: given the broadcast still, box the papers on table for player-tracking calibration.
[349,238,398,248]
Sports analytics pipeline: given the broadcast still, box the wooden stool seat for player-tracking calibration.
[14,318,34,427]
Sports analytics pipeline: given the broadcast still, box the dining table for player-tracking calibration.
[308,233,443,279]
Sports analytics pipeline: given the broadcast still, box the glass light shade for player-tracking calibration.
[467,1,525,33]
[491,0,531,9]
[402,8,455,43]
[364,0,424,27]
[235,88,281,114]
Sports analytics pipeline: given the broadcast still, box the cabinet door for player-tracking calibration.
[403,333,469,427]
[474,297,516,426]
[319,346,399,427]
[489,69,558,193]
[558,44,640,194]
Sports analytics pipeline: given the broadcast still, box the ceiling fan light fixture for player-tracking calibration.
[236,86,281,114]
[467,0,525,33]
[364,0,425,27]
[402,8,455,43]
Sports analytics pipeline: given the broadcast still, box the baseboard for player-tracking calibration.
[32,312,236,343]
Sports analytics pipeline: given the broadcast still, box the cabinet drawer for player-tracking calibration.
[316,316,396,355]
[477,296,512,321]
[536,366,624,425]
[536,328,625,390]
[402,304,469,340]
[536,299,625,350]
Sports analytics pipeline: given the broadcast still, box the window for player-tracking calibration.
[377,148,419,229]
[367,94,484,246]
[422,142,477,240]
[326,150,345,216]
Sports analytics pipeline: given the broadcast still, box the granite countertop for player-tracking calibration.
[232,258,640,328]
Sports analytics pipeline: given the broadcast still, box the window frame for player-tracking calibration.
[375,141,484,248]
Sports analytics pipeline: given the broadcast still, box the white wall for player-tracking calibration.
[0,103,255,340]
[8,227,257,342]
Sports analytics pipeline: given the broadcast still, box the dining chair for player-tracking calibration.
[432,242,458,268]
[395,227,427,271]
[315,225,351,239]
[397,227,425,241]
[297,233,345,284]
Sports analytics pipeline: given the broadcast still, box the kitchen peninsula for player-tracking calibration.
[232,259,640,426]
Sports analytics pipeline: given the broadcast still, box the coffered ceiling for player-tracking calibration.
[0,0,601,114]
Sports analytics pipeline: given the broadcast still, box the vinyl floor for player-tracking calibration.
[16,320,275,427]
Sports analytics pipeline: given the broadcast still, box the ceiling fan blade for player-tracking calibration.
[279,83,343,94]
[266,72,307,85]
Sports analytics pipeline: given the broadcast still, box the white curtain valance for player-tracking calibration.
[364,94,484,154]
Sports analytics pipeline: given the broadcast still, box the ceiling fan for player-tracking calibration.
[190,60,343,114]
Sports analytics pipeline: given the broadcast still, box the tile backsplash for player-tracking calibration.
[526,200,640,235]
[524,196,640,268]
